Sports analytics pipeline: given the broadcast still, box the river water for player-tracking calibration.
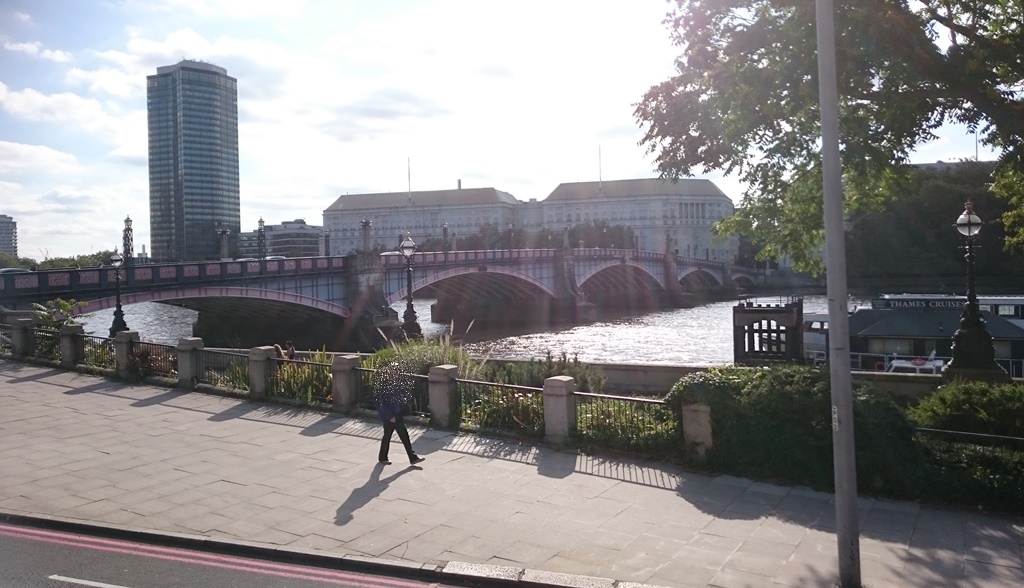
[78,295,851,366]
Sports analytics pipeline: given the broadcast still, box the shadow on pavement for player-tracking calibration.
[335,462,417,525]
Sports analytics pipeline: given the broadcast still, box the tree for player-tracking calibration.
[635,0,1024,274]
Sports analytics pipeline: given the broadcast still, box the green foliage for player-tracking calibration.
[574,396,679,457]
[909,380,1024,438]
[83,339,116,370]
[205,358,249,391]
[270,348,333,405]
[32,298,89,329]
[635,1,1024,274]
[460,383,544,438]
[482,352,605,393]
[363,332,487,379]
[917,438,1024,513]
[125,344,177,382]
[667,365,922,495]
[36,249,118,270]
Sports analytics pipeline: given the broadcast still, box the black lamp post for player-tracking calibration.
[108,251,128,337]
[399,234,422,340]
[508,224,514,252]
[323,229,331,256]
[217,223,231,260]
[942,201,1009,382]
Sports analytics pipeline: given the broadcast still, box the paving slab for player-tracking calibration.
[1,359,1022,588]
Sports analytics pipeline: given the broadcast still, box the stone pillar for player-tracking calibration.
[114,331,139,379]
[543,375,576,446]
[682,403,713,458]
[248,346,276,400]
[331,354,362,413]
[428,364,459,429]
[176,337,205,389]
[60,324,85,368]
[11,318,34,358]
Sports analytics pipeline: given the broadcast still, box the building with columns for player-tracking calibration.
[323,178,737,261]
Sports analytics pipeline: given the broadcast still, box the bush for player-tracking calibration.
[918,438,1024,513]
[909,380,1024,438]
[667,365,922,495]
[482,352,606,393]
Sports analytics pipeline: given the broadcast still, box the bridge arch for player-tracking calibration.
[577,260,666,290]
[677,267,724,290]
[73,287,352,318]
[386,265,557,306]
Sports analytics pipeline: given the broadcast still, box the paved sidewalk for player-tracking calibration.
[1,359,1022,587]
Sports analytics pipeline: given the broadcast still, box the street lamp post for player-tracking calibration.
[942,201,1010,382]
[399,235,422,340]
[217,224,231,260]
[108,251,128,337]
[257,218,267,259]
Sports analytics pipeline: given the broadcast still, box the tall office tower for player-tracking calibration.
[147,60,240,261]
[0,214,17,257]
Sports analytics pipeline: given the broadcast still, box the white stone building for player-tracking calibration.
[322,178,737,261]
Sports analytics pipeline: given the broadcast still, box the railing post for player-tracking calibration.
[331,354,362,413]
[114,331,139,379]
[60,324,85,368]
[248,346,276,400]
[543,375,575,446]
[176,337,204,389]
[428,364,459,429]
[12,318,34,358]
[682,403,713,458]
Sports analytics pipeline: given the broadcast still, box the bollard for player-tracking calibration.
[543,375,576,446]
[248,346,276,400]
[176,338,205,389]
[59,324,85,368]
[428,364,459,428]
[330,354,362,413]
[682,403,713,458]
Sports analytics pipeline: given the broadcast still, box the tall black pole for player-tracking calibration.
[122,216,134,266]
[108,252,128,337]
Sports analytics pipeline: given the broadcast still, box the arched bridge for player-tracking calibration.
[0,249,761,347]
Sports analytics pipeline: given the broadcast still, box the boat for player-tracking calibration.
[803,294,1024,377]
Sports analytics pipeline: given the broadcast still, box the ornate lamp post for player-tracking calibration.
[942,201,1009,382]
[508,224,514,252]
[323,229,331,256]
[108,251,128,337]
[360,218,372,252]
[399,234,422,339]
[257,217,267,259]
[217,223,231,260]
[122,216,134,266]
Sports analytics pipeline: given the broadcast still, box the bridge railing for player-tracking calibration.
[455,379,544,438]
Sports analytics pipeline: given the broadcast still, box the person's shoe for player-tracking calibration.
[379,459,392,465]
[410,456,425,465]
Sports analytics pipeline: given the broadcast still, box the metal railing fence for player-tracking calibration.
[268,357,332,405]
[195,349,249,391]
[0,323,12,353]
[80,335,115,369]
[127,340,177,378]
[573,392,680,454]
[457,379,544,438]
[31,328,60,361]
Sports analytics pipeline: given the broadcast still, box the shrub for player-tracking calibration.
[909,380,1024,438]
[481,351,606,393]
[667,365,922,495]
[270,348,333,404]
[918,438,1024,513]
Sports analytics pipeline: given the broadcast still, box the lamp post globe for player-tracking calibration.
[108,251,129,337]
[399,235,422,340]
[942,201,1009,382]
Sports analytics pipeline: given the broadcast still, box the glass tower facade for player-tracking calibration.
[147,60,240,261]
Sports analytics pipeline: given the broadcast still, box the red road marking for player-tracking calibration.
[0,523,428,588]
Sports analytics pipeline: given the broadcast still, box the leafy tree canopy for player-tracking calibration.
[635,0,1024,275]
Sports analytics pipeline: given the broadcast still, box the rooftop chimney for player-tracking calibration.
[457,179,462,190]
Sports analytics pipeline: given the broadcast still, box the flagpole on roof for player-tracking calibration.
[407,157,411,205]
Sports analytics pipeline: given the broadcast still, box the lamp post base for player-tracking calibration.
[401,304,422,340]
[941,362,1010,383]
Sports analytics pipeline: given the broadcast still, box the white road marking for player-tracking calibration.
[47,575,134,588]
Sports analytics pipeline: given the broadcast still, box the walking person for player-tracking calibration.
[373,360,424,466]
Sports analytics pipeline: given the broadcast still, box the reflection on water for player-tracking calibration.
[77,295,848,365]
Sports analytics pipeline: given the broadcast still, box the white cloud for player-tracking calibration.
[0,83,107,128]
[66,67,142,99]
[3,40,72,62]
[156,0,308,19]
[0,141,80,175]
[13,11,31,22]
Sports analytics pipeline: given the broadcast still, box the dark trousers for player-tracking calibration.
[379,416,415,461]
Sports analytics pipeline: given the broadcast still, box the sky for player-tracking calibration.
[0,0,997,261]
